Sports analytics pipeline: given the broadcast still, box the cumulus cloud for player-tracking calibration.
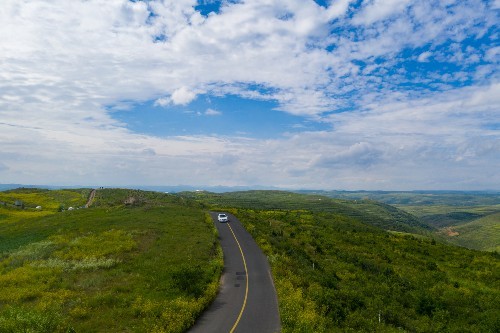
[0,0,498,189]
[170,87,197,105]
[154,97,170,107]
[353,0,412,25]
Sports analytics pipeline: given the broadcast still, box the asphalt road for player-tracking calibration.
[188,212,281,333]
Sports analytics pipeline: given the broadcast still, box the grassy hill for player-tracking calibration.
[396,204,500,252]
[226,207,499,332]
[181,190,499,332]
[3,188,498,332]
[297,190,500,252]
[182,190,433,234]
[0,188,222,332]
[301,190,500,206]
[445,212,500,252]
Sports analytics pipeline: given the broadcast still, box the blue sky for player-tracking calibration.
[112,94,328,138]
[0,0,498,190]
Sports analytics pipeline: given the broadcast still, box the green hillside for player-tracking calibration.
[299,190,500,252]
[227,207,499,332]
[183,190,499,332]
[446,212,500,252]
[182,190,433,234]
[396,204,500,251]
[301,190,500,206]
[398,204,500,227]
[0,188,222,332]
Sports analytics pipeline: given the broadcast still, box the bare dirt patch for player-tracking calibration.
[442,227,460,237]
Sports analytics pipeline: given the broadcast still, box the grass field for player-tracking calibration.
[3,187,498,332]
[0,188,222,332]
[183,190,500,332]
[224,207,500,333]
[0,188,91,210]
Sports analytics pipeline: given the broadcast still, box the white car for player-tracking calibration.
[217,213,229,223]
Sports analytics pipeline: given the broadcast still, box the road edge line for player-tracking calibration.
[227,222,249,333]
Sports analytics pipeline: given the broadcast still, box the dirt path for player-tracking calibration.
[85,189,97,208]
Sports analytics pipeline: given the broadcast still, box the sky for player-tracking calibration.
[0,0,499,190]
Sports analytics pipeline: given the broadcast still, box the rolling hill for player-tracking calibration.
[0,188,222,332]
[181,190,433,235]
[180,190,499,332]
[2,187,499,332]
[445,212,500,252]
[295,190,500,252]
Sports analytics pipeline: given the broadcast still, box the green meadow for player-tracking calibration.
[0,188,222,332]
[186,191,500,333]
[2,187,498,332]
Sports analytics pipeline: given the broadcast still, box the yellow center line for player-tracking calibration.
[227,222,249,333]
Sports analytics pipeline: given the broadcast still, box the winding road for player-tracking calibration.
[188,212,281,333]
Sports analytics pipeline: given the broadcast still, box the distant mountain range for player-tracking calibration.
[1,184,498,198]
[297,190,500,206]
[0,183,281,193]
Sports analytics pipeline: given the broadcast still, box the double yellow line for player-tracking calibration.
[227,222,249,333]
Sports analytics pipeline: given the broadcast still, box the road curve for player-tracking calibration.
[188,212,281,333]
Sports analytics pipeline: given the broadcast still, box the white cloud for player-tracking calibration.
[417,51,432,62]
[205,108,222,116]
[353,0,412,25]
[0,0,498,190]
[154,97,171,107]
[170,87,197,105]
[142,148,157,156]
[484,46,500,62]
[325,0,355,20]
[314,142,383,168]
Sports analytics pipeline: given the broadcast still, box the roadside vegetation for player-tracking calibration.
[0,188,222,332]
[185,191,499,333]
